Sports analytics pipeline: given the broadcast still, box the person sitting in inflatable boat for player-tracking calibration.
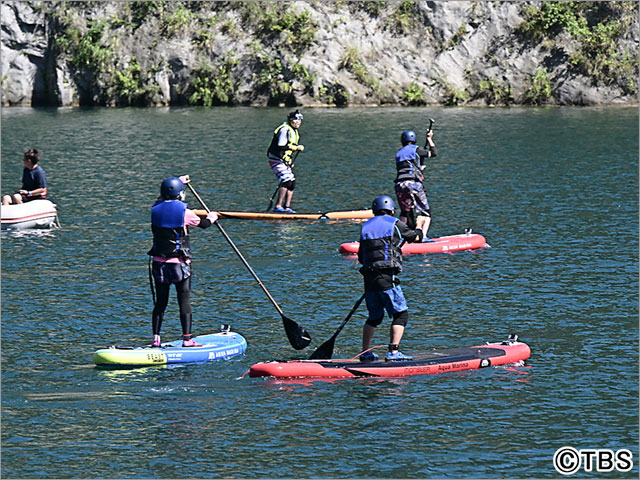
[2,148,47,205]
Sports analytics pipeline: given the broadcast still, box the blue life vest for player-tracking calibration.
[148,200,192,259]
[395,144,422,182]
[359,215,403,272]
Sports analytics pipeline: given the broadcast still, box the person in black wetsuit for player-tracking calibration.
[2,148,48,205]
[357,195,423,362]
[148,175,218,348]
[394,129,437,238]
[266,110,304,213]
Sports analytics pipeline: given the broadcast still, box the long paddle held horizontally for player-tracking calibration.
[308,293,366,360]
[186,182,311,350]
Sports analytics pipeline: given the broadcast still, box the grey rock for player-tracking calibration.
[1,1,637,107]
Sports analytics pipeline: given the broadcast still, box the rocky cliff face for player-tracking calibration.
[1,1,638,107]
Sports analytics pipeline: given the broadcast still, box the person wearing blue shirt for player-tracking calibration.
[2,148,48,205]
[357,195,423,362]
[394,129,437,238]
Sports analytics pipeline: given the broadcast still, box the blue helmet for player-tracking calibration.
[371,195,395,214]
[401,130,417,145]
[160,177,185,199]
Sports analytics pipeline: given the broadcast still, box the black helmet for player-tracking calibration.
[160,177,185,199]
[371,195,395,214]
[288,109,303,121]
[401,130,417,145]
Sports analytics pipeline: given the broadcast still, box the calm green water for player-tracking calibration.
[1,106,638,479]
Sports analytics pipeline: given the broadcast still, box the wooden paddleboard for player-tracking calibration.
[194,209,373,221]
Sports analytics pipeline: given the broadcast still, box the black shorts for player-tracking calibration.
[152,261,191,285]
[19,194,43,203]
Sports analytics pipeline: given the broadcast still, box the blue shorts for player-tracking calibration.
[364,286,408,326]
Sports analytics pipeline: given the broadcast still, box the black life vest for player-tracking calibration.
[148,200,192,259]
[395,144,423,182]
[359,215,403,272]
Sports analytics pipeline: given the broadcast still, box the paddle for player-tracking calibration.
[406,117,436,229]
[265,181,282,212]
[308,293,366,360]
[186,182,312,350]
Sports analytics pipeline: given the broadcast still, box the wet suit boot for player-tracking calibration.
[181,314,202,347]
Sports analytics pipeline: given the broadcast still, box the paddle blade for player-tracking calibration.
[282,315,312,350]
[308,336,336,360]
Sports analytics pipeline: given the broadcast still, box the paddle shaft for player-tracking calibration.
[309,293,365,359]
[329,293,365,338]
[266,182,282,212]
[186,183,285,316]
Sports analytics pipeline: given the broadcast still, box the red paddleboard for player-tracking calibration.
[249,337,530,379]
[338,232,488,255]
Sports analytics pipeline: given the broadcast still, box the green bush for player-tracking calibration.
[388,1,420,35]
[477,77,514,105]
[524,67,552,105]
[188,59,237,106]
[241,3,317,55]
[403,82,425,105]
[161,3,195,36]
[340,47,379,90]
[518,1,638,94]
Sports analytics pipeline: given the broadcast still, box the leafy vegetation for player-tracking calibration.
[518,1,637,94]
[240,3,318,55]
[523,67,552,105]
[251,46,295,105]
[56,18,113,70]
[388,1,421,35]
[442,23,469,51]
[437,79,468,106]
[403,82,426,105]
[188,59,237,106]
[112,58,160,106]
[161,3,195,36]
[477,77,514,105]
[354,1,386,17]
[340,47,379,91]
[27,1,637,107]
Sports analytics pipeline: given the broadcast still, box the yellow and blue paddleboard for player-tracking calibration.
[93,328,247,368]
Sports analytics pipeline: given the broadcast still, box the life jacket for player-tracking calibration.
[148,200,192,259]
[359,215,403,272]
[395,144,423,182]
[267,122,300,165]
